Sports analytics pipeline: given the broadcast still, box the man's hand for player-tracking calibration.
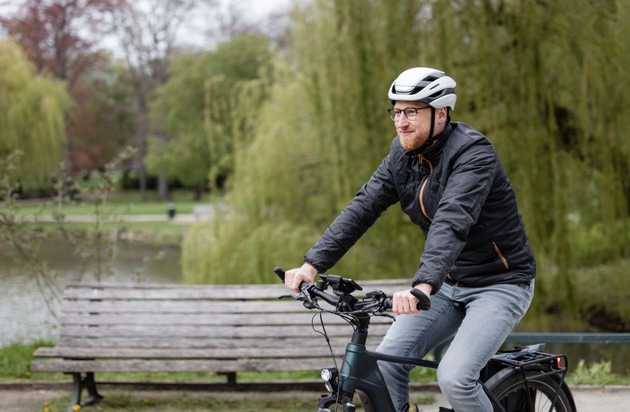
[392,283,432,315]
[283,263,318,293]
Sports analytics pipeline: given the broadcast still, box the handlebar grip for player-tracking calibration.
[274,267,310,292]
[409,288,431,311]
[274,267,286,282]
[384,290,431,312]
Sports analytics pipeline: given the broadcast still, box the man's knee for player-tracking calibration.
[437,364,474,398]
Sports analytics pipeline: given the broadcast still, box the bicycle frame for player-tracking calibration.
[321,323,570,412]
[321,322,440,412]
[273,268,575,412]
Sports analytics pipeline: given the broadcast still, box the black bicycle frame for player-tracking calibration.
[325,313,441,412]
[326,314,535,412]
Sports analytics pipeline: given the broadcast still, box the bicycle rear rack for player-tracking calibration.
[492,349,569,411]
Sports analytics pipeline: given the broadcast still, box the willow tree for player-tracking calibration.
[183,0,434,283]
[0,40,71,190]
[422,0,630,307]
[184,0,629,297]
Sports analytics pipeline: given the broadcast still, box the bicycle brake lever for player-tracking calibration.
[278,293,302,300]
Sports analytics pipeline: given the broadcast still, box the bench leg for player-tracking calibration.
[68,372,104,411]
[218,371,237,385]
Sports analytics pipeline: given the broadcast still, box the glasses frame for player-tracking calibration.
[388,106,432,121]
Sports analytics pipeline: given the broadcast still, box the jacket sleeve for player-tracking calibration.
[411,138,498,293]
[304,153,400,273]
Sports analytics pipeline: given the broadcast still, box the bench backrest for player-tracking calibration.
[54,280,410,358]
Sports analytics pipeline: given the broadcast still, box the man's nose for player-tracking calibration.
[394,115,409,124]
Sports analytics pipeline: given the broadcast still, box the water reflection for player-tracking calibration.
[0,237,181,346]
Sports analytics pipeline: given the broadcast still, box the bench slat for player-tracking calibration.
[33,342,381,359]
[62,286,287,300]
[31,358,333,373]
[61,281,410,301]
[56,323,391,339]
[58,312,394,327]
[60,300,307,314]
[53,336,382,350]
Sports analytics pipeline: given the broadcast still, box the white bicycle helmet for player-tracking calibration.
[388,67,457,110]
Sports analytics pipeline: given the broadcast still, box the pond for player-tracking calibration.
[0,238,627,374]
[0,237,181,347]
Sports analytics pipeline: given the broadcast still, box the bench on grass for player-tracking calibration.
[30,280,408,410]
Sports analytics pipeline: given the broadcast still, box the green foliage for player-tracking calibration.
[183,1,428,282]
[147,34,274,192]
[0,40,71,191]
[569,360,630,385]
[182,218,321,284]
[182,0,629,327]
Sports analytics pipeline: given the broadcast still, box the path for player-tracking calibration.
[25,213,204,223]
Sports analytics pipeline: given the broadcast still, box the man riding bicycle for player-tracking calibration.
[283,67,536,412]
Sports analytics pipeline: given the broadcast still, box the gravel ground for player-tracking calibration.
[1,384,629,411]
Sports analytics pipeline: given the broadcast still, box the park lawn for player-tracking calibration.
[11,190,214,240]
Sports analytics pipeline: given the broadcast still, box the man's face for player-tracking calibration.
[392,101,446,151]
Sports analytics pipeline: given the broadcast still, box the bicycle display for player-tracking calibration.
[274,267,576,412]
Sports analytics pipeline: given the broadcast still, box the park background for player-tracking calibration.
[0,0,628,383]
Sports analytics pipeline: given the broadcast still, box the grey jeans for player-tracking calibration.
[376,279,535,412]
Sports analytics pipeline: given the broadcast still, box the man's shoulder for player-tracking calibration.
[448,121,488,143]
[445,121,495,153]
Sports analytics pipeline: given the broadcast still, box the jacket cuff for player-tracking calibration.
[303,256,326,274]
[411,273,443,295]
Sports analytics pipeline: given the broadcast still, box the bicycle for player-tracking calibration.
[274,267,576,412]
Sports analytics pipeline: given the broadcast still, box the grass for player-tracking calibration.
[11,190,215,241]
[0,341,48,381]
[15,190,213,216]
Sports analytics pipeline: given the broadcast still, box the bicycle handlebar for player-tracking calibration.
[274,267,431,313]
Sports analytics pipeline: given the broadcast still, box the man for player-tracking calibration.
[283,67,536,411]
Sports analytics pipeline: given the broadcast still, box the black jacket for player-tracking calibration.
[304,121,536,293]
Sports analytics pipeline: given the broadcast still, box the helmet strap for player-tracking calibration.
[416,107,437,152]
[410,107,446,156]
[428,108,436,142]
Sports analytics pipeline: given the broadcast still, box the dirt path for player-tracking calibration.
[1,384,629,411]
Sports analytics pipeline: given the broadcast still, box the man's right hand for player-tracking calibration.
[392,283,432,315]
[283,263,318,293]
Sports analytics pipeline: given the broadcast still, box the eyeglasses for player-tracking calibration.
[388,106,432,121]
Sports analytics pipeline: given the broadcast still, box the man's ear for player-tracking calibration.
[438,107,449,123]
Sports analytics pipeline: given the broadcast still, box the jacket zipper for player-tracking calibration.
[418,154,434,222]
[492,242,510,269]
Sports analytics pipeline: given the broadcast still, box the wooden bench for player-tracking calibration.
[30,280,408,409]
